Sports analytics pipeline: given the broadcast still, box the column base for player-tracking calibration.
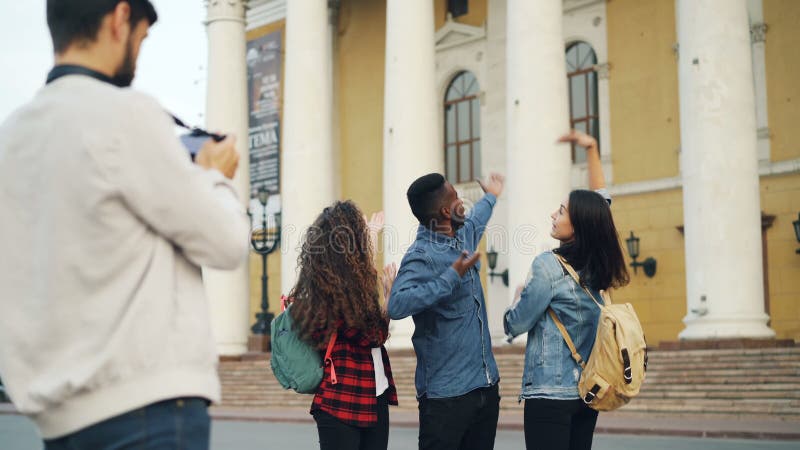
[491,334,513,347]
[657,338,794,350]
[247,334,271,353]
[679,314,775,341]
[215,343,249,356]
[219,352,268,362]
[385,317,415,349]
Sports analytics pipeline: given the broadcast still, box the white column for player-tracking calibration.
[383,0,439,348]
[595,63,614,182]
[204,0,250,355]
[505,0,571,318]
[281,1,335,293]
[677,0,774,340]
[485,0,509,345]
[747,0,771,162]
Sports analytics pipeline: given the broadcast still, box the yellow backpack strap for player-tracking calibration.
[548,308,586,369]
[553,253,605,308]
[601,290,613,305]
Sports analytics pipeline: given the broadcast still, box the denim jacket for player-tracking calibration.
[388,194,500,399]
[503,251,604,400]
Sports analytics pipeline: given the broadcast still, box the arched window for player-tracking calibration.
[444,71,481,184]
[566,42,599,163]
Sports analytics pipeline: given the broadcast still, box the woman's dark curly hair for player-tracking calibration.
[288,200,386,350]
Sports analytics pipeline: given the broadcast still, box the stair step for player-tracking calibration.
[638,391,800,399]
[619,402,800,416]
[219,348,800,418]
[644,382,800,391]
[642,376,800,384]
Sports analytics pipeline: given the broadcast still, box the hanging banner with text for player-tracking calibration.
[247,30,282,198]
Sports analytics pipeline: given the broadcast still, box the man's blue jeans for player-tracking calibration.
[44,397,210,450]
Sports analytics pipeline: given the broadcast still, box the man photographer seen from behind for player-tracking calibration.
[0,1,249,449]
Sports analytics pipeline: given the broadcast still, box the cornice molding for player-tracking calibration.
[435,15,486,52]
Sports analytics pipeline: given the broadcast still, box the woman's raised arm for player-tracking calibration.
[558,130,605,190]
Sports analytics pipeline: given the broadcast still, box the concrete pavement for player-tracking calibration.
[1,414,799,450]
[208,405,800,441]
[0,404,800,444]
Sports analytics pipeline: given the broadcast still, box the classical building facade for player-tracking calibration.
[203,0,800,354]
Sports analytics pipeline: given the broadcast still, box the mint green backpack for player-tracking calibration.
[270,304,338,394]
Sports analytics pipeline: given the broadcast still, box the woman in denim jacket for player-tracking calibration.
[503,130,630,450]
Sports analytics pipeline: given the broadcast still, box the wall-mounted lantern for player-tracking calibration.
[625,231,657,278]
[486,247,509,287]
[793,213,800,254]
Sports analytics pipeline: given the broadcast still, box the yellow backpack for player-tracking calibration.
[548,254,648,411]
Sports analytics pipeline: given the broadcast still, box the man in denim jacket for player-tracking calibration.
[388,172,505,450]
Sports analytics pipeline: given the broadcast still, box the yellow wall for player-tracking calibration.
[762,174,800,339]
[609,174,800,346]
[606,0,680,184]
[246,20,284,42]
[247,22,285,321]
[434,0,488,29]
[337,1,493,303]
[605,0,687,344]
[610,189,687,345]
[604,0,800,343]
[764,0,800,163]
[244,1,800,344]
[337,0,386,217]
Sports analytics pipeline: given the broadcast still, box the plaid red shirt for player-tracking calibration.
[310,321,398,427]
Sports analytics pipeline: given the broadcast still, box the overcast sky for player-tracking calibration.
[0,1,208,127]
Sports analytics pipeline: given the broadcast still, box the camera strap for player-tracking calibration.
[45,64,225,142]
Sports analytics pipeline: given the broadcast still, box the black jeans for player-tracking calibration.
[44,397,210,450]
[418,383,500,450]
[312,392,390,450]
[523,398,598,450]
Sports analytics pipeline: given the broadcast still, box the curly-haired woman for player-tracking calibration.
[288,200,399,450]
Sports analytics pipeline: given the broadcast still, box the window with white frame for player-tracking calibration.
[444,71,481,184]
[566,41,599,163]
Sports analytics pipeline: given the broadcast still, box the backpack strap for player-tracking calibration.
[553,254,607,308]
[548,308,586,369]
[323,332,339,385]
[280,295,289,312]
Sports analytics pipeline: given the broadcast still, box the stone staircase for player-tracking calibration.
[219,347,800,419]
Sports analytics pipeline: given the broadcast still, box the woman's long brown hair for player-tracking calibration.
[288,200,386,349]
[554,190,630,291]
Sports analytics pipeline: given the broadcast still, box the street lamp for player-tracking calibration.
[250,187,281,337]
